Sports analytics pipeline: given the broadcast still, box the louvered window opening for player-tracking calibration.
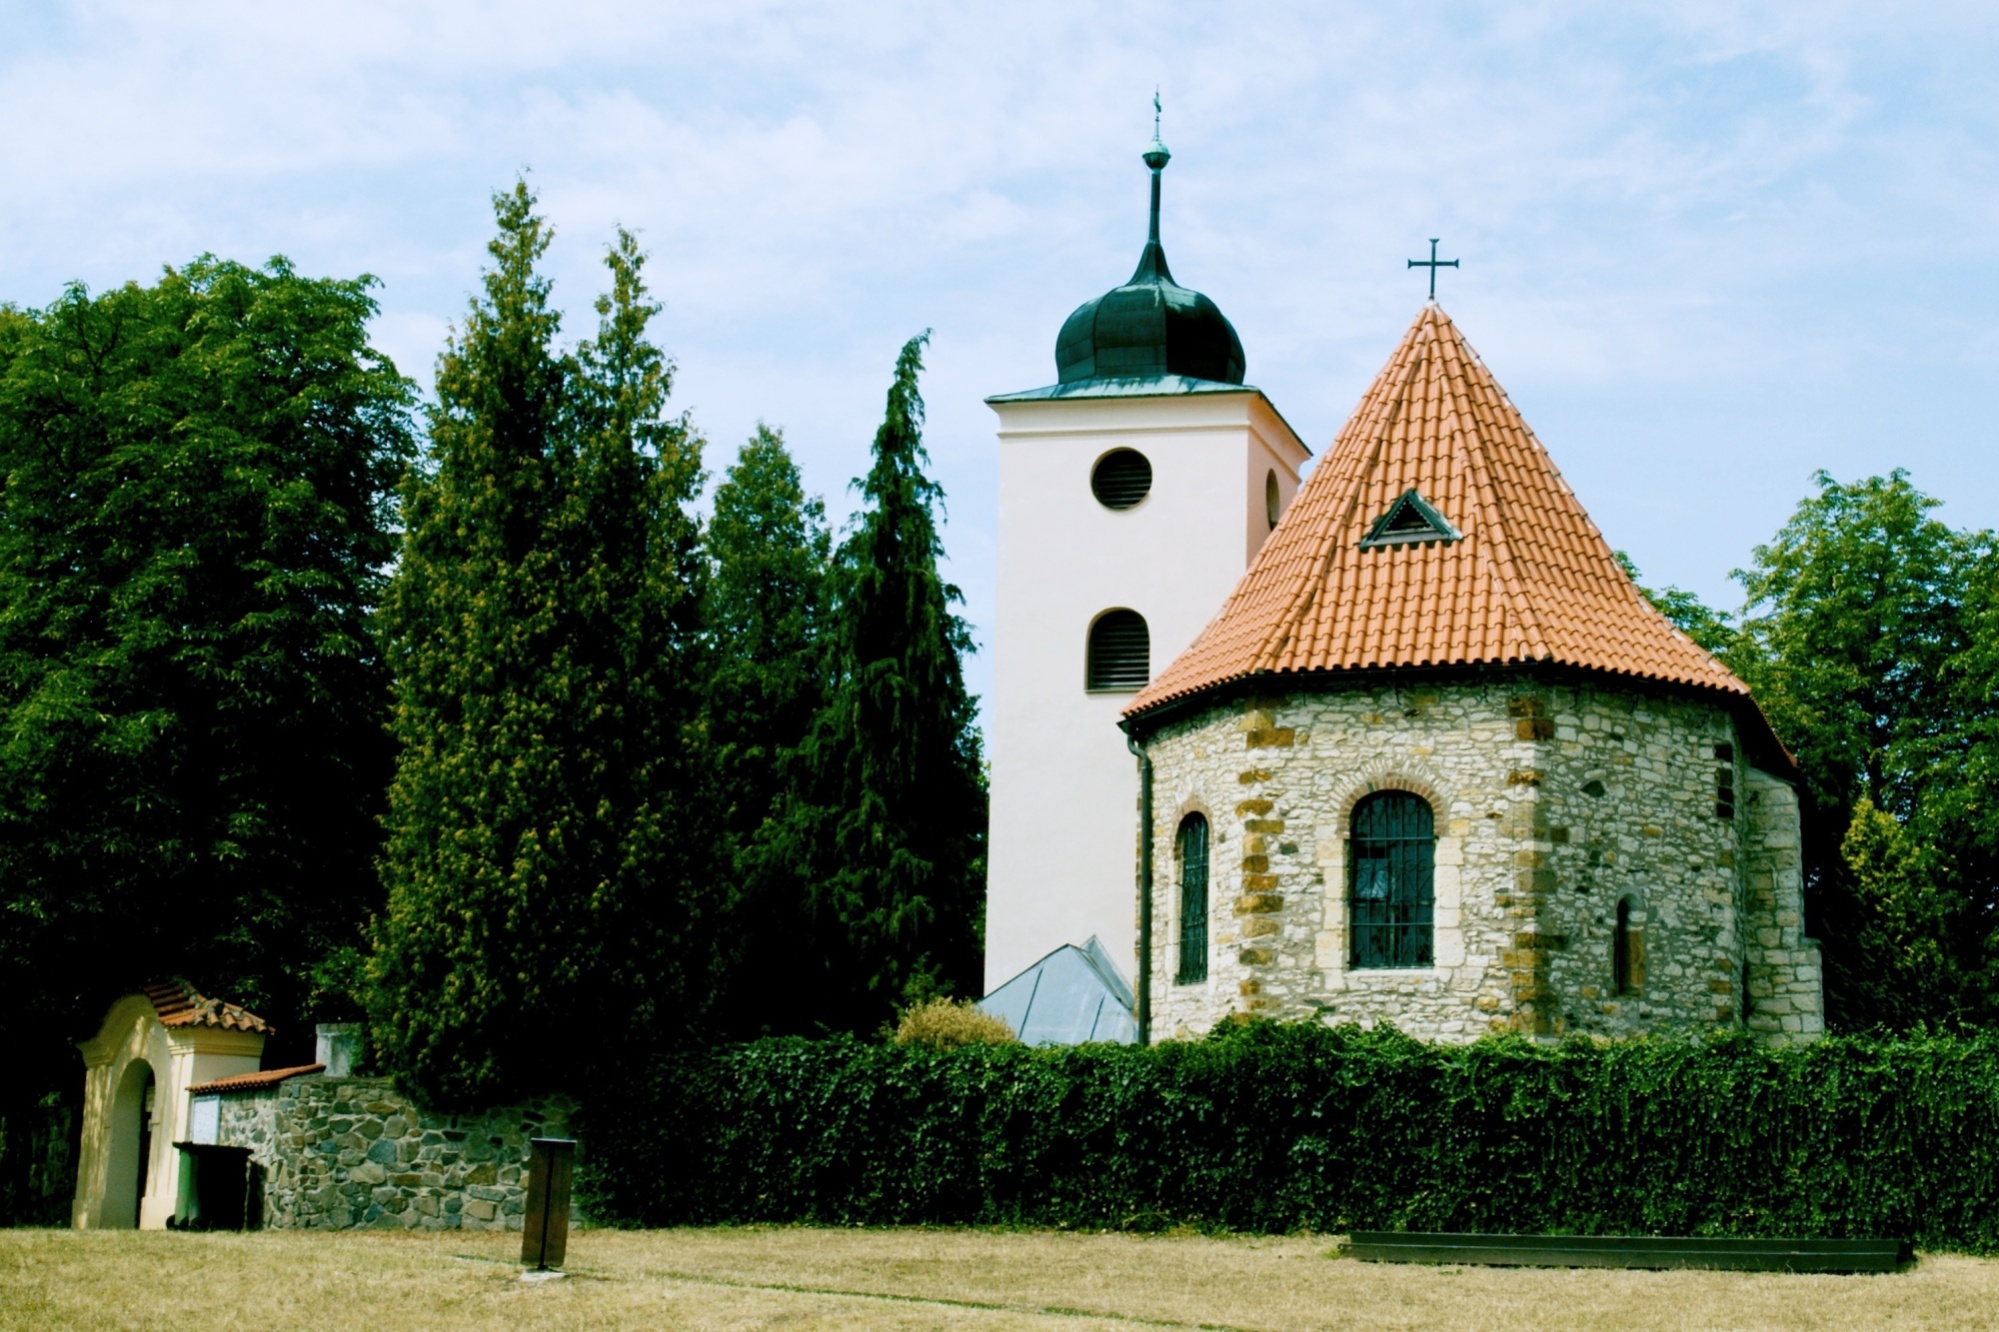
[1350,791,1435,968]
[1091,449,1153,510]
[1087,610,1149,691]
[1359,488,1461,549]
[1177,814,1209,984]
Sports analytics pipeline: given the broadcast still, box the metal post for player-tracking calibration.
[521,1138,576,1272]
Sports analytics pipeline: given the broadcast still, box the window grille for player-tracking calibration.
[1176,814,1209,984]
[1086,610,1149,690]
[1091,449,1153,510]
[1349,791,1435,968]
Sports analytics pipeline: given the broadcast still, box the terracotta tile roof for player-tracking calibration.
[188,1064,324,1095]
[142,979,273,1034]
[1130,303,1755,716]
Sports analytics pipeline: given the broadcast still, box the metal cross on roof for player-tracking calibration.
[1408,238,1460,300]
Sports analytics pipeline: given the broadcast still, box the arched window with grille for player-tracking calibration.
[1086,609,1149,691]
[1349,791,1435,968]
[1175,814,1209,984]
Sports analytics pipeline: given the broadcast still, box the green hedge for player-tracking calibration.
[575,1023,1999,1250]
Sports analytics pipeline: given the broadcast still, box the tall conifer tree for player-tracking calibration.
[708,425,830,842]
[705,426,831,1034]
[782,335,986,1030]
[370,183,707,1108]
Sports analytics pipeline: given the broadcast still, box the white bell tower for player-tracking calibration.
[983,114,1310,994]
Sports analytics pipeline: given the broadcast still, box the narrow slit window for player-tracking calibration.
[1349,791,1434,968]
[1177,814,1209,984]
[1614,898,1639,995]
[1086,609,1149,691]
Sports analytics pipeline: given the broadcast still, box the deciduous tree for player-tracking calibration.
[0,258,413,1221]
[1732,471,1995,1026]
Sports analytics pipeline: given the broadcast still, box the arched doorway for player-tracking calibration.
[105,1059,156,1229]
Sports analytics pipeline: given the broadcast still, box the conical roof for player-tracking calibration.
[1129,304,1752,716]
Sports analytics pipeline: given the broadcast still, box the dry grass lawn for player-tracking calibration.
[4,1225,1997,1330]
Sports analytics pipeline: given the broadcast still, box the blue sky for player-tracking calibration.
[5,3,1997,718]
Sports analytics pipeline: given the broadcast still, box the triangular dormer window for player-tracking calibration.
[1359,489,1461,549]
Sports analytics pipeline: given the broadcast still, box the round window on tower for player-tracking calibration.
[1091,449,1152,510]
[1265,470,1280,530]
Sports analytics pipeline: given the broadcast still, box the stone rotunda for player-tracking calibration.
[1121,303,1824,1046]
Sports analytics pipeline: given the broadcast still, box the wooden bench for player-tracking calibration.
[1345,1232,1911,1273]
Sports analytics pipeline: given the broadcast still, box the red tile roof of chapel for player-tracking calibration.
[142,979,273,1034]
[188,1064,324,1095]
[1129,303,1756,715]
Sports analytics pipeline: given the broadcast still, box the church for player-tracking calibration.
[983,121,1824,1047]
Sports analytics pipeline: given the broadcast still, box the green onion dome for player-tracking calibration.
[1054,130,1246,387]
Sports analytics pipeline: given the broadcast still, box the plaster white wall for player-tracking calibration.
[984,388,1308,991]
[73,996,264,1229]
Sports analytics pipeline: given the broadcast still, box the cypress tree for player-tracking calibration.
[370,183,708,1108]
[782,334,987,1031]
[705,425,832,1035]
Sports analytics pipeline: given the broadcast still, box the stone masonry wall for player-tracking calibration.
[215,1075,576,1230]
[1141,676,1821,1045]
[1739,766,1825,1040]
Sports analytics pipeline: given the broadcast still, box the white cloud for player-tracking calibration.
[5,0,1999,699]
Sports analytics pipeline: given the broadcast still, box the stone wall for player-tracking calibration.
[1739,767,1826,1040]
[1140,675,1822,1045]
[215,1075,576,1230]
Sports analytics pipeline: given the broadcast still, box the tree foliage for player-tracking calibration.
[368,183,709,1109]
[769,335,987,1033]
[704,424,832,1037]
[1733,471,1997,1028]
[1629,474,1999,1029]
[0,258,413,1221]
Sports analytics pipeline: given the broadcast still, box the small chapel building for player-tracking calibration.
[985,123,1823,1046]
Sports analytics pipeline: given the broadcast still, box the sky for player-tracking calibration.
[5,2,1998,719]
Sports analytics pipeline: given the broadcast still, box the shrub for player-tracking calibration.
[894,998,1017,1049]
[576,1022,1999,1251]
